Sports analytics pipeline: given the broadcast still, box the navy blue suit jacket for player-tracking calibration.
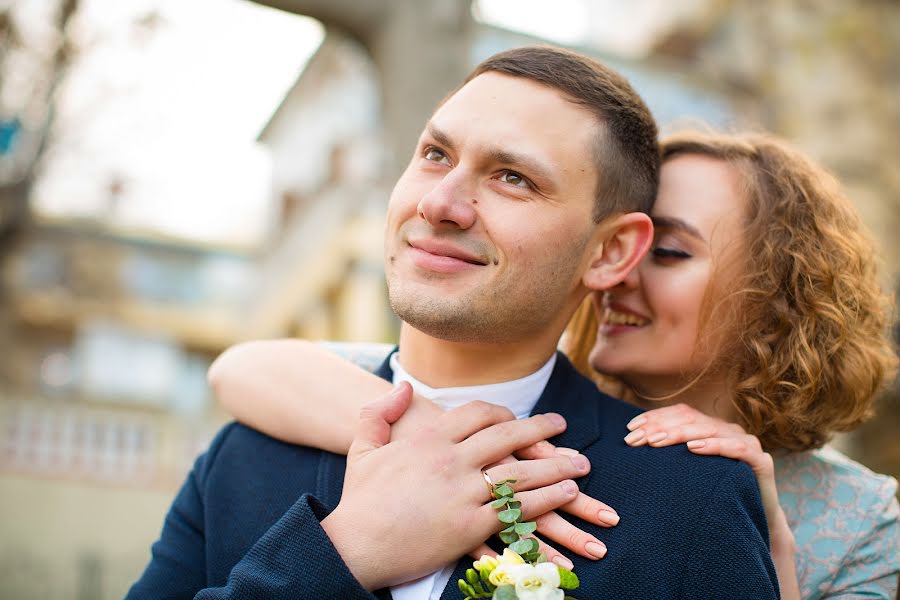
[128,352,779,599]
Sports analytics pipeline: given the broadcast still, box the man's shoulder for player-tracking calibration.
[196,421,330,488]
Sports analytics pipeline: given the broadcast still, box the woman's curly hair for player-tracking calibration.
[564,130,897,452]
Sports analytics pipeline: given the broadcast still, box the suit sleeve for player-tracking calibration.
[126,425,384,600]
[678,462,781,600]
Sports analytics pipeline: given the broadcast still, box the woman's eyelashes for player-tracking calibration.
[651,247,692,260]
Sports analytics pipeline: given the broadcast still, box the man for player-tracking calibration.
[129,46,779,599]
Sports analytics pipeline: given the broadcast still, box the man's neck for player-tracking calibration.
[397,324,561,388]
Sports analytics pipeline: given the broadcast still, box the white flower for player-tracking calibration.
[505,563,563,600]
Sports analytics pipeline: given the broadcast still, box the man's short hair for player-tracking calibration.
[464,46,660,222]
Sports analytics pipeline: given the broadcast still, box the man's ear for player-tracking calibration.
[583,212,653,291]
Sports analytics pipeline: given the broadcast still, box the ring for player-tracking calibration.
[482,470,496,500]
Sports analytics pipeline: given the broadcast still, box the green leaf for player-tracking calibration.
[496,478,517,485]
[494,484,515,498]
[490,497,510,509]
[493,584,517,600]
[536,552,548,564]
[497,508,522,523]
[498,529,520,544]
[510,537,539,556]
[558,567,580,590]
[507,500,522,510]
[514,521,536,535]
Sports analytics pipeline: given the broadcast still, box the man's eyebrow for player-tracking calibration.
[425,122,556,188]
[651,216,704,240]
[425,123,455,151]
[484,148,554,185]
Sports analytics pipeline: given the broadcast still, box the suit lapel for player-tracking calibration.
[530,352,603,452]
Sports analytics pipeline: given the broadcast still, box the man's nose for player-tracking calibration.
[417,170,477,230]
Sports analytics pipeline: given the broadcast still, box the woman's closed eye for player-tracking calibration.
[652,247,692,260]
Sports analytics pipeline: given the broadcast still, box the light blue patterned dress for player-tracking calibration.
[326,342,900,598]
[776,447,900,599]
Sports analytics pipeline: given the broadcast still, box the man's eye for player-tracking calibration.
[652,247,691,259]
[424,148,450,165]
[499,171,530,188]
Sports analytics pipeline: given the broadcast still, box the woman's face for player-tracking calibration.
[590,153,747,396]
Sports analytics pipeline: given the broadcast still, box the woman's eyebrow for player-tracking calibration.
[651,216,705,240]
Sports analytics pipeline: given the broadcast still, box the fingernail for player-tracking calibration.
[570,455,590,472]
[555,447,579,456]
[552,555,574,570]
[626,416,646,431]
[546,413,566,428]
[598,510,620,526]
[560,480,578,495]
[647,431,667,444]
[585,541,607,559]
[623,429,645,445]
[687,440,706,449]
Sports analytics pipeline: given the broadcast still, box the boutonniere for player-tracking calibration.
[458,477,579,600]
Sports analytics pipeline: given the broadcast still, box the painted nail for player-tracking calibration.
[570,455,590,472]
[623,429,646,445]
[647,431,668,444]
[626,416,647,431]
[598,510,620,526]
[552,555,574,570]
[585,541,607,559]
[547,413,566,428]
[560,480,578,495]
[687,440,706,449]
[555,447,579,456]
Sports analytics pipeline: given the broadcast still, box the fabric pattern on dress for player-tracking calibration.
[776,446,900,599]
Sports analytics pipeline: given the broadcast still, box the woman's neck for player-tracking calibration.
[624,374,739,423]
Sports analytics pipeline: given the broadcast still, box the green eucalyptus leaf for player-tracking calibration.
[514,521,536,535]
[510,537,538,556]
[507,500,522,510]
[498,529,520,544]
[490,497,510,509]
[493,584,517,600]
[536,552,548,564]
[496,478,517,485]
[558,568,580,589]
[498,508,522,523]
[495,484,515,497]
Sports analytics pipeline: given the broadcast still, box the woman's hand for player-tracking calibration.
[622,403,800,599]
[466,441,620,569]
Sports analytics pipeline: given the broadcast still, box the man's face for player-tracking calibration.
[384,72,602,344]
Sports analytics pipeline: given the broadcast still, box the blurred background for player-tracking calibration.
[0,0,897,597]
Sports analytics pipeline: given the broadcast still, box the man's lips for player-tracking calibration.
[407,239,488,266]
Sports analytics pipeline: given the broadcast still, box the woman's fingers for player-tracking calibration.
[624,404,745,447]
[533,510,608,560]
[468,543,497,562]
[557,489,620,527]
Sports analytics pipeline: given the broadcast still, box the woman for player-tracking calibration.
[209,131,899,599]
